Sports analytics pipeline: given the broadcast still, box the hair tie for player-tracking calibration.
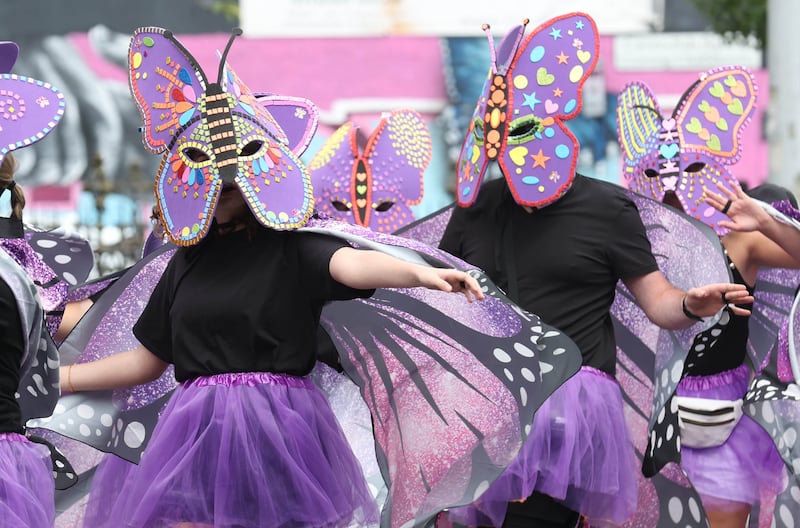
[4,180,15,192]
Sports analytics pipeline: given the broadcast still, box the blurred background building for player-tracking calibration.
[0,0,789,276]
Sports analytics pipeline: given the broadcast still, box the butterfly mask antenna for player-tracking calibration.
[217,27,244,84]
[162,30,210,86]
[482,24,498,74]
[631,104,662,119]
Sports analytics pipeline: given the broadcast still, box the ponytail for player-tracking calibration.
[0,153,24,220]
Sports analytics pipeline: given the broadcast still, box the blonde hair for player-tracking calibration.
[0,153,24,220]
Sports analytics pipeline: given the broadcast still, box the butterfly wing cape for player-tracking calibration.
[303,217,582,527]
[739,200,800,526]
[610,191,734,527]
[29,243,179,463]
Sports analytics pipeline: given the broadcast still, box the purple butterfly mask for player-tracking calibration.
[616,66,757,235]
[309,109,430,233]
[129,27,315,246]
[456,13,599,208]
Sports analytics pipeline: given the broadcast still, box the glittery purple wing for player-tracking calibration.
[0,73,66,165]
[30,245,178,463]
[24,227,94,286]
[614,191,730,473]
[306,219,582,527]
[743,343,800,526]
[128,27,206,153]
[394,204,454,248]
[674,67,757,232]
[610,191,734,526]
[309,122,358,223]
[455,71,492,207]
[748,267,800,374]
[499,13,598,207]
[616,81,664,201]
[0,42,19,74]
[254,93,319,156]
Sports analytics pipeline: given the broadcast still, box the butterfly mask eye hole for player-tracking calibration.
[507,115,542,145]
[239,140,265,158]
[375,201,394,212]
[644,168,660,179]
[182,147,211,164]
[471,117,485,144]
[331,200,351,212]
[684,162,706,173]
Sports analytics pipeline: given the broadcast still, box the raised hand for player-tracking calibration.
[705,181,771,232]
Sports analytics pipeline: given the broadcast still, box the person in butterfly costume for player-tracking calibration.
[617,67,800,526]
[55,26,496,528]
[438,14,752,528]
[0,40,103,525]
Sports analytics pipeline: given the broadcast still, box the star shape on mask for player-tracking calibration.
[522,91,541,111]
[549,27,562,40]
[531,149,551,169]
[556,51,569,64]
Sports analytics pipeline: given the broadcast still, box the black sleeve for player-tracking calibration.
[132,258,177,364]
[295,232,375,301]
[439,206,467,258]
[607,199,660,279]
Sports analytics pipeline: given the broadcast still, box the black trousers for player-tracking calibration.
[501,492,581,527]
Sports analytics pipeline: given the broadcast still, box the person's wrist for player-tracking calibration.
[681,295,704,322]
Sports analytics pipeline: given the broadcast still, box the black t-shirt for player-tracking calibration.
[683,257,753,376]
[133,227,374,382]
[440,175,658,375]
[0,276,24,433]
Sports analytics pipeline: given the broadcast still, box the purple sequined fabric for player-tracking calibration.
[0,238,67,335]
[773,200,800,223]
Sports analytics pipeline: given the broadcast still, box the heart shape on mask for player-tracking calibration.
[356,198,367,208]
[576,50,591,64]
[704,106,720,123]
[661,118,676,131]
[727,98,744,115]
[698,128,711,141]
[706,134,721,151]
[537,67,555,86]
[356,184,367,194]
[716,117,729,131]
[709,81,725,98]
[685,117,703,134]
[659,144,679,159]
[720,92,733,105]
[509,146,529,166]
[730,80,747,97]
[356,171,367,182]
[544,99,559,114]
[698,100,711,112]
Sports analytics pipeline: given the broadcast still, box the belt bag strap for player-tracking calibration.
[675,396,744,449]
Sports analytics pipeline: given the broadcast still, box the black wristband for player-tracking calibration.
[682,296,704,322]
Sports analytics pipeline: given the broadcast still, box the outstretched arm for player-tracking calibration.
[62,344,169,393]
[329,247,484,302]
[623,270,754,330]
[706,181,800,262]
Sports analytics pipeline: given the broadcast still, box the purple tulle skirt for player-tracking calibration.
[0,432,55,526]
[83,453,136,527]
[447,367,638,527]
[677,364,786,511]
[104,372,380,528]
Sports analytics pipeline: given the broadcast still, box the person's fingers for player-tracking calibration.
[728,305,752,317]
[715,180,738,201]
[732,181,748,199]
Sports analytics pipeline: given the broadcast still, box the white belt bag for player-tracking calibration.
[675,396,744,449]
